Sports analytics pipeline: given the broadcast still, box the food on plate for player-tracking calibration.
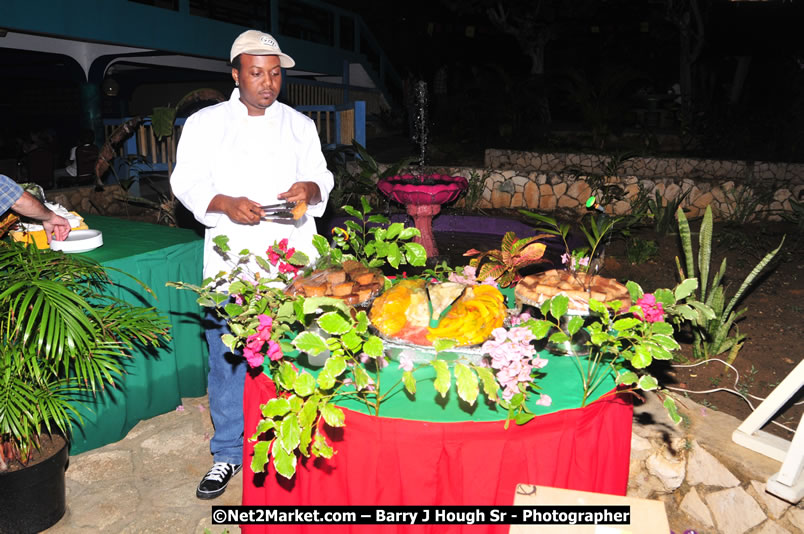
[331,281,354,297]
[369,280,507,347]
[515,269,631,313]
[286,265,384,305]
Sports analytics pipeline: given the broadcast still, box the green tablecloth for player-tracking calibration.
[287,349,616,421]
[69,215,209,454]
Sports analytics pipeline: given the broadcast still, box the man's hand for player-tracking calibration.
[10,191,72,244]
[43,213,71,243]
[277,181,321,205]
[207,195,263,225]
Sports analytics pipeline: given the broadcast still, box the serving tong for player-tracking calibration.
[260,201,297,220]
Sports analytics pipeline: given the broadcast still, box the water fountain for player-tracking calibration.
[377,80,468,258]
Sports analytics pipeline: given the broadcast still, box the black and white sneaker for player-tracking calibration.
[196,462,242,500]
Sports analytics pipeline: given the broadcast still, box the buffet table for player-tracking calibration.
[242,351,632,534]
[68,215,209,454]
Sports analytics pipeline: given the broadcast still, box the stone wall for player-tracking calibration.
[428,164,803,222]
[47,184,153,219]
[413,151,804,221]
[631,395,803,534]
[484,149,804,183]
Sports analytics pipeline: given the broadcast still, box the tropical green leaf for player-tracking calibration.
[293,373,316,397]
[651,334,680,351]
[528,320,552,340]
[638,374,659,391]
[353,364,370,390]
[261,397,291,418]
[674,278,698,301]
[617,370,639,385]
[698,206,713,301]
[515,412,536,425]
[251,440,272,474]
[316,311,352,335]
[398,227,420,240]
[650,322,675,335]
[385,222,404,239]
[630,344,652,368]
[549,295,569,320]
[472,365,500,402]
[676,207,694,281]
[293,331,328,355]
[272,444,297,479]
[402,370,416,394]
[362,335,384,357]
[613,318,641,331]
[566,316,585,336]
[626,281,644,302]
[454,363,479,405]
[386,242,403,269]
[722,237,784,320]
[431,359,451,397]
[320,403,346,427]
[654,288,675,307]
[403,242,427,266]
[663,396,682,425]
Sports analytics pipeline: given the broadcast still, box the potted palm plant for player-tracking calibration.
[0,239,170,533]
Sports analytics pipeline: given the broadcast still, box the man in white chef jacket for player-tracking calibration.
[171,30,333,500]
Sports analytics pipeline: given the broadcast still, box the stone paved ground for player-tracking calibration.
[45,396,239,534]
[43,392,803,534]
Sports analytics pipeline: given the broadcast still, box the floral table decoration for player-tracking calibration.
[170,198,690,480]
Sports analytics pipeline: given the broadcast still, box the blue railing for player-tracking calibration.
[102,100,365,191]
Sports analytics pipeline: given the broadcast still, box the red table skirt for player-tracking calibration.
[242,373,632,534]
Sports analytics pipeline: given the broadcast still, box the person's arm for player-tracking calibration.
[277,181,321,205]
[171,112,232,228]
[206,194,263,225]
[12,192,71,243]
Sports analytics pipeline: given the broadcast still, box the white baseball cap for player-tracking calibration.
[230,30,296,68]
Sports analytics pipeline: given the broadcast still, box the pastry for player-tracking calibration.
[286,264,384,306]
[291,201,307,220]
[515,269,631,313]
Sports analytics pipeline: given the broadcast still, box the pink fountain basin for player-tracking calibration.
[377,174,468,205]
[377,174,469,258]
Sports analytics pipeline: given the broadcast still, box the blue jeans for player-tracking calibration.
[205,310,246,465]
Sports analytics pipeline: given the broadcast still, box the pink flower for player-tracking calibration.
[480,276,499,287]
[267,248,280,265]
[243,346,264,368]
[258,314,273,330]
[233,294,245,305]
[511,312,532,326]
[278,238,289,252]
[535,393,552,407]
[278,261,298,274]
[398,351,415,372]
[636,294,665,323]
[561,252,570,266]
[266,340,283,362]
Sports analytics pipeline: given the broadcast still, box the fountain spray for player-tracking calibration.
[413,80,429,167]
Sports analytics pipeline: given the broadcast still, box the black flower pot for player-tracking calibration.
[0,437,69,534]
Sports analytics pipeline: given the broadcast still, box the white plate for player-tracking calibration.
[50,229,103,253]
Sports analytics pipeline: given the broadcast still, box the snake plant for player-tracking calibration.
[675,205,784,362]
